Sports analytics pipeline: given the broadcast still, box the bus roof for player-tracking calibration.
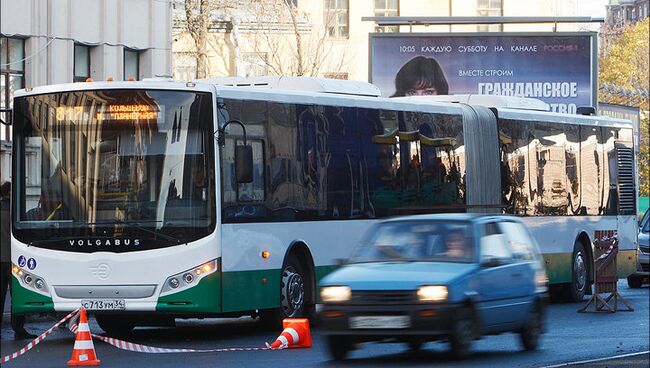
[13,78,634,129]
[200,76,382,97]
[395,94,551,112]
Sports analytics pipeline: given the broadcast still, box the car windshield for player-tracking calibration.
[349,220,475,263]
[642,214,649,233]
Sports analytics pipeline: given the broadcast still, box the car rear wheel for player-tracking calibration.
[449,308,474,359]
[519,307,542,351]
[327,335,351,361]
[568,242,589,302]
[627,276,642,289]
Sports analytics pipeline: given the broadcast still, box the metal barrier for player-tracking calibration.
[578,236,633,313]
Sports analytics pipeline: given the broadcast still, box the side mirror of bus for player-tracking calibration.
[235,145,253,183]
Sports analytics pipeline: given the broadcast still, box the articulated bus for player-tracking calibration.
[4,77,637,334]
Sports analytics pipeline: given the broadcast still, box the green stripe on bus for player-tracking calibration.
[156,271,221,313]
[220,265,340,313]
[11,276,54,314]
[543,249,637,285]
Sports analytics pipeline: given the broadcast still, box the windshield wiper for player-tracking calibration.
[114,220,183,244]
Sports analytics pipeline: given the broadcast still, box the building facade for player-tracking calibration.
[0,0,173,183]
[172,0,579,83]
[606,0,650,26]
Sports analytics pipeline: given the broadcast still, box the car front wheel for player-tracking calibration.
[449,308,474,359]
[520,307,542,351]
[327,335,351,361]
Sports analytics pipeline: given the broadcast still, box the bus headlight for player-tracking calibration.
[12,263,49,295]
[168,278,180,289]
[417,286,448,302]
[35,279,45,290]
[161,260,218,295]
[320,286,351,303]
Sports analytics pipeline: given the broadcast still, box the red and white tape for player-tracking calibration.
[3,308,283,364]
[91,335,279,354]
[595,245,615,262]
[68,314,282,354]
[1,308,80,364]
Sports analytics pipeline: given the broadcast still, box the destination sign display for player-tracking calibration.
[55,104,159,122]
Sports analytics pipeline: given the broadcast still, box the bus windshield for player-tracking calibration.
[12,89,215,252]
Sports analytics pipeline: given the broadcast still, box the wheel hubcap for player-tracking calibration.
[574,252,586,292]
[281,266,304,317]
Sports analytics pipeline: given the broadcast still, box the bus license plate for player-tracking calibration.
[349,316,410,329]
[81,299,126,311]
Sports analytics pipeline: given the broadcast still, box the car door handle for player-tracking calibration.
[511,273,522,277]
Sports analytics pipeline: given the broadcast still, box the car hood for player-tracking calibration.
[320,262,478,290]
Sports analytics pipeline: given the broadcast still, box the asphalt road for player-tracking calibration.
[1,282,648,368]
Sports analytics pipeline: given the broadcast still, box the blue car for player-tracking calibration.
[319,214,549,360]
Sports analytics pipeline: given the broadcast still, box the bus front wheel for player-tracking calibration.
[568,242,589,302]
[260,254,307,329]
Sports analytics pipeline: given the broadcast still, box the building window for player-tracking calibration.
[0,36,25,142]
[324,0,349,38]
[73,44,91,82]
[242,52,268,77]
[374,0,399,33]
[124,48,140,81]
[476,0,502,32]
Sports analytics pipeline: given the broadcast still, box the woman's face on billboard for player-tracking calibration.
[404,87,438,96]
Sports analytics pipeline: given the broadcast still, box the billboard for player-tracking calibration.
[370,33,597,114]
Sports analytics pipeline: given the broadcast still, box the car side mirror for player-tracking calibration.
[235,145,253,183]
[481,257,503,268]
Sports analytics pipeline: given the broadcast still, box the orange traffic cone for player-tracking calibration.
[269,318,312,349]
[67,308,101,366]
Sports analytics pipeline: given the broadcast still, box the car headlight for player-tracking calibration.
[417,286,448,302]
[320,286,351,303]
[535,268,549,292]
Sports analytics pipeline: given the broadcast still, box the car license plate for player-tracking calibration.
[80,299,126,311]
[349,316,410,329]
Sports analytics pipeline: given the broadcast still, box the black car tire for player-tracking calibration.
[95,315,135,336]
[407,340,423,351]
[627,276,642,289]
[327,335,351,361]
[449,308,474,359]
[260,254,307,329]
[568,241,589,302]
[520,307,542,351]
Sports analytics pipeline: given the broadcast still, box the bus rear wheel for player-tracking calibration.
[568,242,589,302]
[260,254,308,329]
[95,315,135,336]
